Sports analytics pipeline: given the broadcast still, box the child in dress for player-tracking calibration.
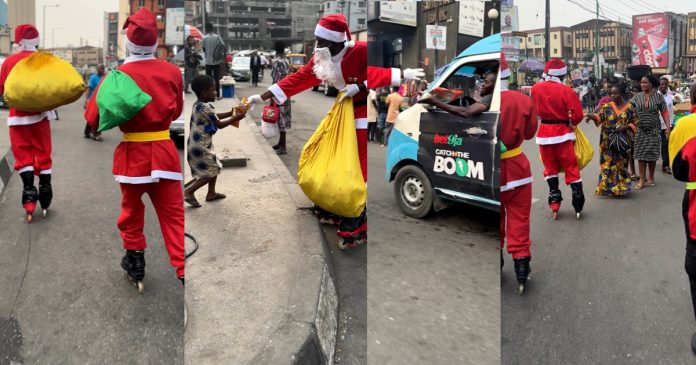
[185,74,247,207]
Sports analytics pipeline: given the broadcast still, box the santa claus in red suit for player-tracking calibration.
[0,24,58,222]
[530,58,585,219]
[85,8,185,288]
[499,53,538,294]
[247,14,423,249]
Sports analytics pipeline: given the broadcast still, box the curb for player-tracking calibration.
[245,116,339,365]
[0,148,14,198]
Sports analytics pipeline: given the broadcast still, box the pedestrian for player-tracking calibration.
[530,59,585,220]
[270,41,291,155]
[84,8,186,288]
[250,51,261,87]
[367,88,378,143]
[384,86,402,146]
[594,79,614,111]
[260,52,268,79]
[246,13,423,248]
[668,82,696,355]
[377,87,389,146]
[659,76,675,175]
[83,64,105,141]
[184,35,202,94]
[499,53,537,295]
[184,75,247,207]
[628,75,670,190]
[0,24,57,222]
[201,22,225,99]
[585,83,636,196]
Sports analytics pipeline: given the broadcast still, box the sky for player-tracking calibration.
[515,0,695,31]
[35,0,119,48]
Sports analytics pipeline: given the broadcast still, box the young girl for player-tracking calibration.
[185,74,247,207]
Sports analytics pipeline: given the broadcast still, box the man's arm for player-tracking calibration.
[420,97,487,118]
[260,57,322,104]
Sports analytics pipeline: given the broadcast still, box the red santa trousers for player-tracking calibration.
[118,179,184,278]
[501,184,532,259]
[539,141,581,184]
[9,119,52,173]
[357,129,367,182]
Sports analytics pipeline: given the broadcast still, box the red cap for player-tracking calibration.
[15,24,39,47]
[122,8,158,54]
[315,14,351,43]
[501,52,510,79]
[544,58,567,77]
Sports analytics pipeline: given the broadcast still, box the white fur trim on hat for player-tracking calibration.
[546,66,567,76]
[125,35,157,55]
[315,24,346,43]
[19,36,39,47]
[500,68,511,79]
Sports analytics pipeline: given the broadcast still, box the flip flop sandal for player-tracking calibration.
[184,196,202,207]
[206,193,226,202]
[635,183,645,190]
[92,135,104,141]
[647,181,656,187]
[276,149,287,155]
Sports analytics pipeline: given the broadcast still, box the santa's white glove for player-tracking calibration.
[339,84,360,102]
[246,94,263,111]
[403,68,425,81]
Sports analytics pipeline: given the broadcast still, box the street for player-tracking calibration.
[502,119,695,364]
[0,102,184,364]
[240,79,500,364]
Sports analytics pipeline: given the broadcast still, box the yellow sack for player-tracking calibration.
[297,93,366,218]
[4,51,86,112]
[574,126,593,170]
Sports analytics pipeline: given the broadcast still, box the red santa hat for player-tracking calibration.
[15,24,39,48]
[500,52,510,79]
[544,58,567,77]
[121,8,158,54]
[315,14,354,47]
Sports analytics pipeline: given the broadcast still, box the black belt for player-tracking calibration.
[352,98,367,107]
[541,119,569,125]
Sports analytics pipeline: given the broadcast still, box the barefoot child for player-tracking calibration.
[185,74,247,207]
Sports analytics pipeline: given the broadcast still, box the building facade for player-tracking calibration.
[686,12,696,75]
[117,0,130,61]
[518,27,573,60]
[104,12,120,67]
[570,20,632,73]
[321,1,368,33]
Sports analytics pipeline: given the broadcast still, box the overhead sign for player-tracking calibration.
[501,34,520,62]
[379,1,417,27]
[165,7,185,46]
[632,13,670,68]
[458,0,485,37]
[501,5,518,33]
[426,25,447,50]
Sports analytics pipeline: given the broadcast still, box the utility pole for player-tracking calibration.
[544,0,549,61]
[595,0,599,79]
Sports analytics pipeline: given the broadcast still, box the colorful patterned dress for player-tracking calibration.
[187,101,222,179]
[595,101,637,196]
[271,57,292,132]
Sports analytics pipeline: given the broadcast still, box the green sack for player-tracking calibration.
[96,70,152,132]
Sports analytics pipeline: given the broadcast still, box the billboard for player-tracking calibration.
[458,0,485,37]
[501,5,518,33]
[165,7,185,46]
[632,13,670,68]
[501,34,520,62]
[107,12,118,62]
[379,1,417,27]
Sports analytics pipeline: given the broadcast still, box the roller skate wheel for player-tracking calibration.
[136,281,144,293]
[42,209,47,218]
[518,283,525,295]
[576,212,581,220]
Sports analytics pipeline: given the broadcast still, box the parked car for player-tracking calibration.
[385,33,501,218]
[287,53,306,73]
[231,56,251,82]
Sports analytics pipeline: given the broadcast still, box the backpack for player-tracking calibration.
[213,36,225,63]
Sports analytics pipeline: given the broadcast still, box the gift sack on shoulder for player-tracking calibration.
[297,93,366,218]
[4,51,86,112]
[95,70,152,132]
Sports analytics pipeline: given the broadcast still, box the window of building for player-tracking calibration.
[554,34,557,39]
[139,0,145,6]
[357,18,365,25]
[358,1,366,8]
[554,48,557,54]
[158,0,165,7]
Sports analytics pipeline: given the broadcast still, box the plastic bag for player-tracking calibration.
[261,121,279,138]
[297,93,366,218]
[574,126,594,170]
[4,51,86,112]
[96,70,152,132]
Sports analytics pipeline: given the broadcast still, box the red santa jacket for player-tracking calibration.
[0,50,56,126]
[501,90,538,191]
[367,66,402,89]
[85,56,183,183]
[269,42,369,128]
[530,79,583,145]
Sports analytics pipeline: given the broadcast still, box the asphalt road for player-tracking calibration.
[502,113,696,364]
[239,80,500,364]
[0,102,184,364]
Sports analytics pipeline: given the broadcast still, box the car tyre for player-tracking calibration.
[394,165,434,219]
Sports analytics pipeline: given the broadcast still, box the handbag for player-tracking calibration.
[262,100,280,124]
[607,127,629,153]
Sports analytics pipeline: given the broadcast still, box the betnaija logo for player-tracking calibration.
[434,133,463,147]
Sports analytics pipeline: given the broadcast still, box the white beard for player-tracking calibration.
[312,47,339,84]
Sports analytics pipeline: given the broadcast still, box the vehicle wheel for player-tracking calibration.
[324,84,330,96]
[394,165,434,219]
[312,85,318,91]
